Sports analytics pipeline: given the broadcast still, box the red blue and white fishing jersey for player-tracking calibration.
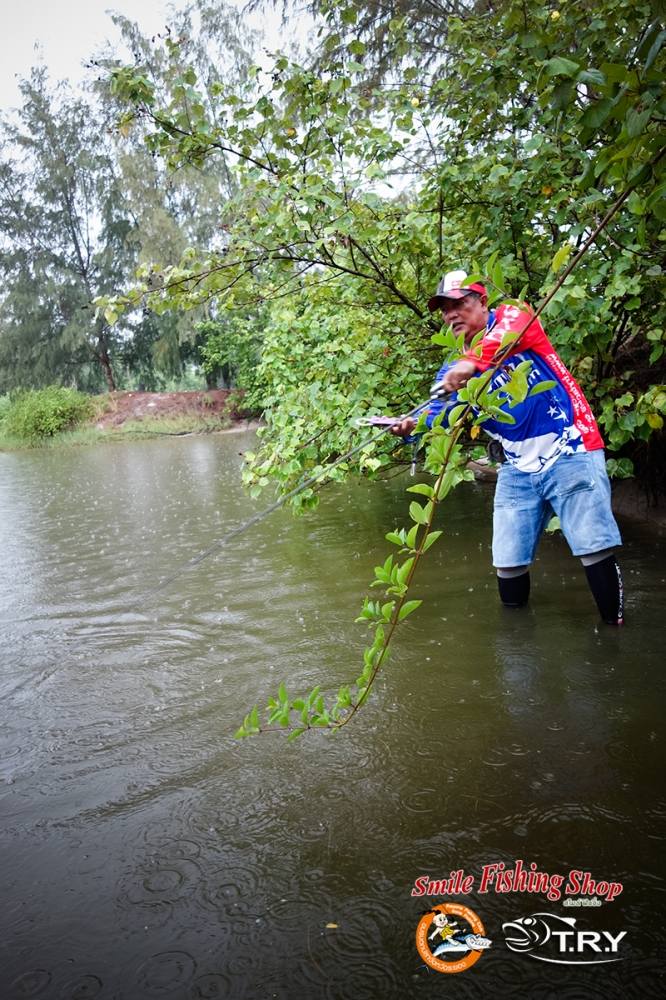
[425,304,605,473]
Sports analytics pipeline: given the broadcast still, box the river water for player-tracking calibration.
[1,432,664,999]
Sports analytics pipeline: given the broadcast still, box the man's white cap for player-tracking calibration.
[428,270,487,312]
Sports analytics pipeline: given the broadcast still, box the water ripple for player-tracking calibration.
[134,951,197,995]
[57,975,103,999]
[8,970,52,998]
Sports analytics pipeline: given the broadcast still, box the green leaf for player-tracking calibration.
[396,557,415,585]
[551,80,574,111]
[337,685,352,708]
[489,164,509,184]
[287,727,307,743]
[406,524,419,548]
[447,404,466,426]
[643,27,666,71]
[409,501,429,525]
[581,98,614,129]
[577,68,606,86]
[625,107,652,139]
[528,380,556,397]
[406,483,434,497]
[486,406,516,424]
[398,599,422,622]
[551,243,573,272]
[422,530,443,553]
[628,162,652,187]
[544,56,580,78]
[499,331,520,350]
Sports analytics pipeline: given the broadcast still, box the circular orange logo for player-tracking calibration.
[415,902,490,974]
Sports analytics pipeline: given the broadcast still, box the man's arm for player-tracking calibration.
[463,305,549,371]
[439,359,478,392]
[441,305,550,392]
[390,375,460,437]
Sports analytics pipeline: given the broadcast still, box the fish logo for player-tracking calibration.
[503,912,626,965]
[503,913,575,952]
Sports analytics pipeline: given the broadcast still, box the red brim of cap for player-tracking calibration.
[427,284,487,312]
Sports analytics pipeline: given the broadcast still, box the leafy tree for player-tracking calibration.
[103,0,665,490]
[250,0,467,80]
[93,0,258,385]
[0,2,259,397]
[198,308,266,390]
[0,71,137,392]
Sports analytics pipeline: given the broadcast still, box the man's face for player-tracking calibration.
[440,293,489,342]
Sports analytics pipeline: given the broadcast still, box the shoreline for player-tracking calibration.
[2,408,663,530]
[0,417,263,453]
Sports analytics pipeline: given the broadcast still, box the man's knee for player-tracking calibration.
[496,566,530,608]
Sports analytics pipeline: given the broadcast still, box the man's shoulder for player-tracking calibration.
[494,302,534,329]
[488,302,549,344]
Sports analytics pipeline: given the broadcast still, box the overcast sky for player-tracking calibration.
[0,0,295,112]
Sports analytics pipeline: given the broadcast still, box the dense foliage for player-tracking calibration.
[1,386,92,442]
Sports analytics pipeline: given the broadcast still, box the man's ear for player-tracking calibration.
[480,293,488,308]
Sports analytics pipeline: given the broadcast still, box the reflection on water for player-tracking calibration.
[0,434,664,999]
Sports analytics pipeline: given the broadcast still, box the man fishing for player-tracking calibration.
[390,270,624,625]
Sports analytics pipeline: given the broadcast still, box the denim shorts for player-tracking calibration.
[492,449,622,568]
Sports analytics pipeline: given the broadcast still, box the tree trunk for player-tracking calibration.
[96,325,116,392]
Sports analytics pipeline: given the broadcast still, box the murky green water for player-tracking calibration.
[1,433,664,999]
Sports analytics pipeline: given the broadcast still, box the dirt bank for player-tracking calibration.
[94,389,247,429]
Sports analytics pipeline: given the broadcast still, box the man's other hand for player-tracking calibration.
[390,417,417,437]
[441,360,477,392]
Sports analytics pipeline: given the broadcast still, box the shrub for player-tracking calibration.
[3,386,92,442]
